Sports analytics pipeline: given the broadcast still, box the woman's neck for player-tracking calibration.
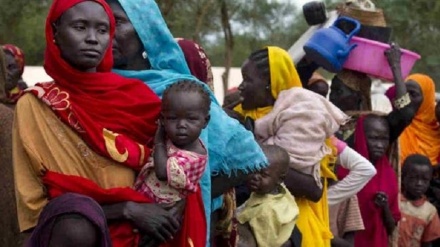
[124,57,151,71]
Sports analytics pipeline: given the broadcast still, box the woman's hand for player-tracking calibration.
[385,42,402,72]
[126,202,180,243]
[374,191,389,208]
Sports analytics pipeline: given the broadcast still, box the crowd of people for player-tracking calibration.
[1,0,440,247]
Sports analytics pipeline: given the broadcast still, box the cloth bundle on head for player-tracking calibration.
[175,38,214,92]
[234,46,302,120]
[371,93,392,113]
[336,69,372,111]
[26,0,162,170]
[255,87,349,187]
[113,0,268,240]
[400,74,440,164]
[2,44,25,76]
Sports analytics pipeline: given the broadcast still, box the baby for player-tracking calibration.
[134,80,210,205]
[237,145,299,247]
[398,154,440,246]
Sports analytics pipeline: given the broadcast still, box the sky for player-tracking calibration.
[281,0,317,8]
[295,0,316,7]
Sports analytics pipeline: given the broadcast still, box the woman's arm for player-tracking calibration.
[328,145,376,205]
[331,236,353,247]
[386,43,406,101]
[211,171,249,198]
[382,204,397,235]
[284,168,323,202]
[385,43,416,143]
[374,192,397,235]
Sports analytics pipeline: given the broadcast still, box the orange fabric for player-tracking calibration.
[399,74,440,165]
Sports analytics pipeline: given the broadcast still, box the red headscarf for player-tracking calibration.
[27,0,161,170]
[2,44,25,75]
[338,115,400,247]
[29,2,206,246]
[175,38,214,91]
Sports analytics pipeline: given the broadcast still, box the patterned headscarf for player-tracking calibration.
[336,69,372,111]
[175,38,214,92]
[2,44,25,76]
[400,74,440,164]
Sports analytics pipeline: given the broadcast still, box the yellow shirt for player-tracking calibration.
[237,184,299,247]
[13,94,135,231]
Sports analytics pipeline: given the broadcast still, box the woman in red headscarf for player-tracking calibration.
[2,44,26,104]
[13,0,204,246]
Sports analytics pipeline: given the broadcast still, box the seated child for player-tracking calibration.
[398,154,440,246]
[134,80,210,205]
[237,145,299,247]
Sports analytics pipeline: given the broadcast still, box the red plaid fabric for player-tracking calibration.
[134,139,207,204]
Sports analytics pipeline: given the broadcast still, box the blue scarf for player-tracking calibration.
[115,0,268,244]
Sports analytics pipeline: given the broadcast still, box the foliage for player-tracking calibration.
[1,0,439,88]
[0,0,49,65]
[377,0,440,86]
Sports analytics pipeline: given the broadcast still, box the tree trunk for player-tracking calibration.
[220,0,234,96]
[192,0,214,43]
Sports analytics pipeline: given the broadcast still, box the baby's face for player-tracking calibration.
[247,162,283,195]
[161,91,209,149]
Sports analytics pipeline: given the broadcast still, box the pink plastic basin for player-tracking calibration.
[342,36,421,81]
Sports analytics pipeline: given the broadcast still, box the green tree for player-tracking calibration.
[0,0,49,65]
[378,0,440,87]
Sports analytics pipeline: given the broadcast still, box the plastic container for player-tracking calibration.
[303,17,361,73]
[342,36,421,81]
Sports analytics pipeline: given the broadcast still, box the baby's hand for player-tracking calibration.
[374,191,389,208]
[154,120,166,144]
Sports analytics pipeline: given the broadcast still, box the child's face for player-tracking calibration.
[161,91,209,149]
[403,164,432,200]
[364,117,390,163]
[247,161,284,195]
